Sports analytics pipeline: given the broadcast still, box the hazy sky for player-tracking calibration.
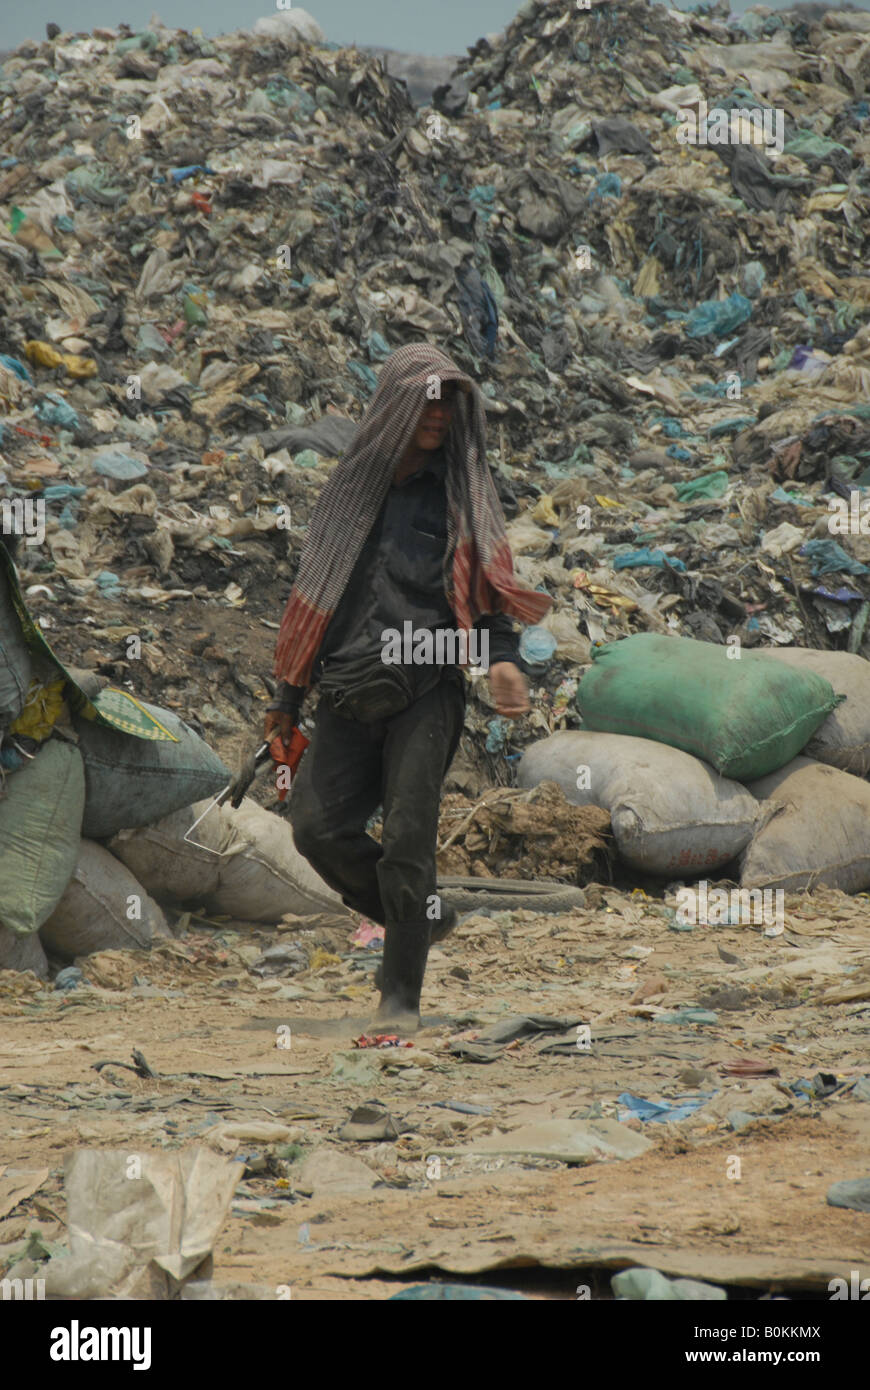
[3,0,857,57]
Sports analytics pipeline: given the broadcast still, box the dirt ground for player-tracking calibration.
[2,881,868,1301]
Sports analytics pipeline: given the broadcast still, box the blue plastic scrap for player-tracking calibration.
[167,164,216,183]
[518,625,558,666]
[707,417,755,438]
[713,336,740,358]
[800,539,870,577]
[485,716,510,753]
[685,292,753,340]
[46,484,91,501]
[94,451,148,481]
[34,393,79,429]
[96,570,123,596]
[55,967,83,991]
[347,361,377,393]
[656,417,688,438]
[612,547,687,573]
[365,331,391,362]
[617,1092,713,1124]
[0,353,32,384]
[770,486,811,506]
[690,381,734,399]
[588,172,622,201]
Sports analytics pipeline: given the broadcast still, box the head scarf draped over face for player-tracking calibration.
[274,343,552,687]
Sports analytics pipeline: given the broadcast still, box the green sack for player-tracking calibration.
[74,702,230,838]
[0,738,85,937]
[577,633,843,781]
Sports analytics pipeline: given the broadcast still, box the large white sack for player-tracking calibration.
[40,840,171,959]
[742,757,870,893]
[756,647,870,775]
[109,803,225,903]
[518,731,759,876]
[211,800,349,921]
[251,10,324,43]
[110,797,349,924]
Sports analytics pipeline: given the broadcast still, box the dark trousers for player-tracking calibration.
[290,674,465,1013]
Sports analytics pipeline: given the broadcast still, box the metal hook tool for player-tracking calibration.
[183,741,270,854]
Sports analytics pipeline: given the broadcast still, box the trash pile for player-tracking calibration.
[2,0,870,959]
[436,781,611,882]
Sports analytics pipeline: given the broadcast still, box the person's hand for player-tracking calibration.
[229,746,259,809]
[488,661,530,717]
[264,710,295,750]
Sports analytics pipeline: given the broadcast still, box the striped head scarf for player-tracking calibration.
[274,342,552,687]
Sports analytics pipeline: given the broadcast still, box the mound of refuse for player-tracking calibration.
[3,1,870,971]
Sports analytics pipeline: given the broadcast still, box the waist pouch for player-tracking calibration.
[318,656,416,723]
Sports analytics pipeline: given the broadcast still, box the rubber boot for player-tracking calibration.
[373,905,456,990]
[429,902,459,945]
[376,919,431,1027]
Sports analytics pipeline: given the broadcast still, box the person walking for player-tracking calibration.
[263,343,551,1028]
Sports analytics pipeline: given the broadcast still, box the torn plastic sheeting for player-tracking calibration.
[587,172,623,201]
[612,547,687,573]
[617,1092,714,1123]
[33,393,79,428]
[38,1147,241,1298]
[674,471,730,501]
[707,417,756,438]
[684,294,753,340]
[347,361,378,393]
[461,1117,653,1164]
[166,164,217,183]
[770,486,812,506]
[800,540,870,578]
[518,624,558,665]
[93,450,149,481]
[0,353,32,383]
